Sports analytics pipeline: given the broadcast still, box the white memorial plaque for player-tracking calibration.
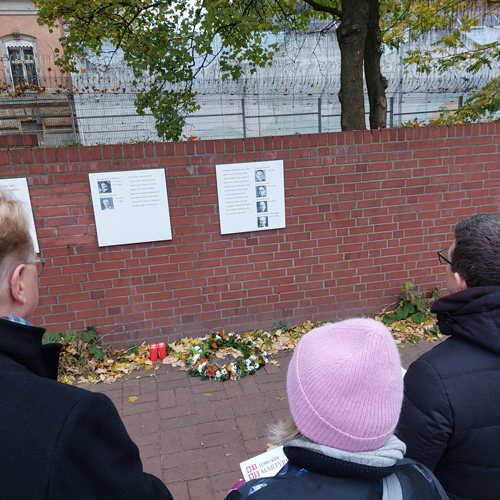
[0,178,39,252]
[89,169,172,247]
[216,160,286,235]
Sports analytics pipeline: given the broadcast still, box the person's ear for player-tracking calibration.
[453,271,468,291]
[9,264,27,305]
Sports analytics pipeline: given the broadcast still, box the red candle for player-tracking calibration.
[158,342,167,360]
[149,344,158,361]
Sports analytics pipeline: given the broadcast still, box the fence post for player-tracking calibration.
[389,97,394,128]
[318,97,322,133]
[458,95,463,109]
[68,95,78,143]
[241,98,246,138]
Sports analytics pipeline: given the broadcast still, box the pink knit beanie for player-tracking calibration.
[287,318,403,452]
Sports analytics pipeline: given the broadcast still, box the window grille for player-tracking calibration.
[7,46,38,87]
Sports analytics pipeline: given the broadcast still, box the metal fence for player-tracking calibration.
[0,91,469,147]
[0,29,496,146]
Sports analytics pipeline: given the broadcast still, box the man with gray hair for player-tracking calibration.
[398,213,500,500]
[0,189,173,500]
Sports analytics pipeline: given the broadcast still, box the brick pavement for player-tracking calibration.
[83,337,444,500]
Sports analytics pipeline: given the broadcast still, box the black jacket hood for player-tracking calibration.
[431,286,500,355]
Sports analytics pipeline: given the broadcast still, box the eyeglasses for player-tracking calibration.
[25,258,46,277]
[437,249,453,267]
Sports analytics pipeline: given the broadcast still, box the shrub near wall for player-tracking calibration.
[1,124,499,346]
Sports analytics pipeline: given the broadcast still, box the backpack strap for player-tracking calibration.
[395,458,450,500]
[382,473,403,500]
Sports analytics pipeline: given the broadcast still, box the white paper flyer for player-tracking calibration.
[239,446,288,481]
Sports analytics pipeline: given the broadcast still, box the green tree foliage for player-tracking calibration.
[36,0,324,139]
[37,1,275,139]
[383,0,500,124]
[37,0,392,139]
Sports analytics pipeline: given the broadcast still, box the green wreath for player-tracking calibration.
[187,330,269,381]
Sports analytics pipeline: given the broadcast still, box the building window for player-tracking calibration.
[1,36,41,89]
[8,46,38,87]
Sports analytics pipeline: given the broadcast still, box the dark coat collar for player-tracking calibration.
[283,446,397,480]
[0,318,61,380]
[431,287,500,354]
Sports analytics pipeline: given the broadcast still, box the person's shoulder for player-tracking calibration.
[409,334,499,381]
[1,363,96,409]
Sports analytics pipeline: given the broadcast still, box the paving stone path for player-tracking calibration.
[83,338,444,500]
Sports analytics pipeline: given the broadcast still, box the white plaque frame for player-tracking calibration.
[0,178,39,252]
[216,160,286,235]
[89,168,172,247]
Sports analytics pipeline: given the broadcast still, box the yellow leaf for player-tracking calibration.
[203,393,213,396]
[128,396,138,402]
[145,365,153,370]
[136,376,141,379]
[276,397,286,401]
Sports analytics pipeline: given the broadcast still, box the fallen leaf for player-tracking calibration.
[276,397,286,401]
[128,396,138,402]
[203,393,213,396]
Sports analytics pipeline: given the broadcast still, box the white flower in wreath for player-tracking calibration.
[192,353,200,365]
[245,359,259,372]
[198,361,207,374]
[215,368,228,380]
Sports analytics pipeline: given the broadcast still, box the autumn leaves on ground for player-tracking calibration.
[46,283,442,385]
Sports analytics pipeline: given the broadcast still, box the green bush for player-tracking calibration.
[383,282,438,326]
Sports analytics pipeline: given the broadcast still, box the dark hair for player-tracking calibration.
[452,213,500,287]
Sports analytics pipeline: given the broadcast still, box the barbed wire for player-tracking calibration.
[68,30,499,96]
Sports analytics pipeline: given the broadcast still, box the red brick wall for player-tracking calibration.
[1,124,499,346]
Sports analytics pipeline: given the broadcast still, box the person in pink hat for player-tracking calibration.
[226,318,449,500]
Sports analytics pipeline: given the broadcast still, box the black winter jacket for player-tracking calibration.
[226,444,448,500]
[398,287,500,500]
[0,318,173,500]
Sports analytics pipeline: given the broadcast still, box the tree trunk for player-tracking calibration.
[364,0,387,129]
[337,0,369,131]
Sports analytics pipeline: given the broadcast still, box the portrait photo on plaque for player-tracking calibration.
[257,216,269,228]
[256,185,267,198]
[98,180,112,194]
[255,169,266,182]
[256,201,268,213]
[100,198,114,211]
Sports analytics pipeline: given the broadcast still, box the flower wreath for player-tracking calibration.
[187,330,269,381]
